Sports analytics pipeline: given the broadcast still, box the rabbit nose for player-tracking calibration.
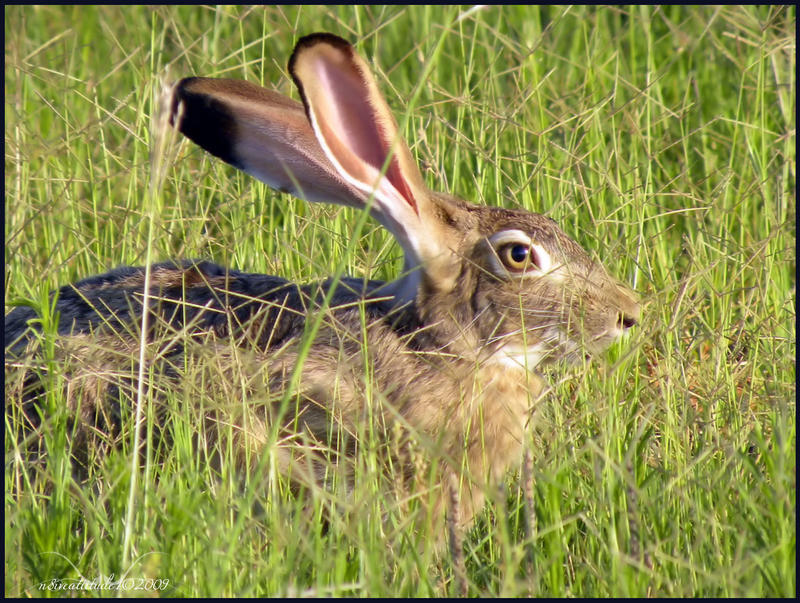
[612,280,639,331]
[617,311,637,330]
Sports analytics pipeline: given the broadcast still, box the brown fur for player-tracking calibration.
[5,33,639,545]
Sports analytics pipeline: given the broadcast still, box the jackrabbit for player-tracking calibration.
[5,33,639,535]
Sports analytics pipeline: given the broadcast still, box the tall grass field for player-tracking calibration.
[5,5,795,597]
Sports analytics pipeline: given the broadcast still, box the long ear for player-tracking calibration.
[171,77,366,208]
[288,33,445,268]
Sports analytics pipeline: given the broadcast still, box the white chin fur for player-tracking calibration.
[488,343,548,371]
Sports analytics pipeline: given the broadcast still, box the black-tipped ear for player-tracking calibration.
[170,77,242,169]
[168,76,369,209]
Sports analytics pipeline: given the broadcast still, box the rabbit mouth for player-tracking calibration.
[584,325,631,355]
[488,323,623,370]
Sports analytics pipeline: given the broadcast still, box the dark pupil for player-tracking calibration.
[510,244,529,264]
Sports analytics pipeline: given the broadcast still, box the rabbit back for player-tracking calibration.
[5,259,397,356]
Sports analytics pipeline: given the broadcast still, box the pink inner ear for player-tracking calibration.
[312,56,418,214]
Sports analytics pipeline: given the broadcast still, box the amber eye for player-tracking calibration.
[500,243,539,272]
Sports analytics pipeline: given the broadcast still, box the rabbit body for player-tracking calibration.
[5,256,540,530]
[5,33,639,535]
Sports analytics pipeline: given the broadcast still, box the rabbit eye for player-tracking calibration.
[488,229,552,276]
[500,243,539,272]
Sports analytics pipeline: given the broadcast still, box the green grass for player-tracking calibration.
[5,5,795,597]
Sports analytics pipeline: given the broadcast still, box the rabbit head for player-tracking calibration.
[171,33,639,373]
